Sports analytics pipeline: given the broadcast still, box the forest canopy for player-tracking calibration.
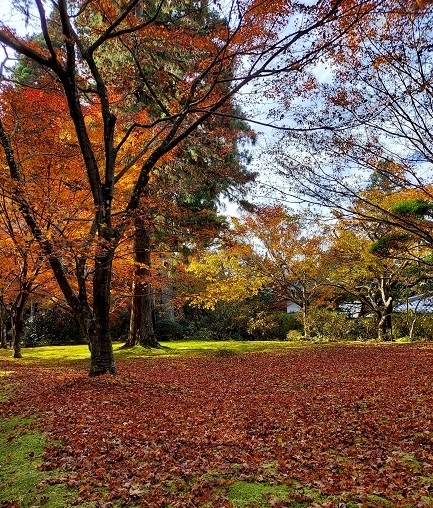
[1,0,433,373]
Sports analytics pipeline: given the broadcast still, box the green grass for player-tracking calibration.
[0,340,304,366]
[227,480,396,508]
[0,375,82,507]
[0,396,78,507]
[228,481,293,507]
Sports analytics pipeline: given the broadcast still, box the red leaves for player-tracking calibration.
[2,344,433,506]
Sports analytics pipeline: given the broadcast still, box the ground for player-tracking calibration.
[1,342,433,507]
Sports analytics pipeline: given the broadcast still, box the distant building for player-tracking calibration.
[286,301,301,313]
[394,294,433,314]
[338,302,363,318]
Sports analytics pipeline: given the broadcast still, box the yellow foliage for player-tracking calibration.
[187,251,269,310]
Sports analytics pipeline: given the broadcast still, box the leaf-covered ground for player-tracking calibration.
[1,343,433,507]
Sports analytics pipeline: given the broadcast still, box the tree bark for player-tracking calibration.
[88,326,116,376]
[127,215,158,348]
[11,292,28,358]
[377,300,393,341]
[88,246,117,375]
[301,285,311,340]
[0,298,7,349]
[302,305,311,340]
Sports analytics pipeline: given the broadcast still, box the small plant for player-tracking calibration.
[247,312,280,340]
[286,329,303,341]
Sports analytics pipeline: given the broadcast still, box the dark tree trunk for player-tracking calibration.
[0,298,7,349]
[88,249,117,376]
[88,325,116,376]
[11,292,28,358]
[301,285,310,339]
[302,304,310,340]
[0,326,6,349]
[127,216,158,348]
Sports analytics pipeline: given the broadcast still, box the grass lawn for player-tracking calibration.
[0,339,303,365]
[1,341,433,507]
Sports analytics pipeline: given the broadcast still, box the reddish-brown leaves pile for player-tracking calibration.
[2,344,433,506]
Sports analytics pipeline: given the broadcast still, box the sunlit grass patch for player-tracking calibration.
[0,343,91,363]
[0,416,77,508]
[0,340,304,366]
[115,340,302,359]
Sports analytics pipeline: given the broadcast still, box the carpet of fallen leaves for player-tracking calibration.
[2,343,433,507]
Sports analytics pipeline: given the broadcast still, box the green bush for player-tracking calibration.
[308,307,377,342]
[245,311,303,340]
[392,312,433,341]
[181,302,252,341]
[154,318,185,341]
[24,307,85,346]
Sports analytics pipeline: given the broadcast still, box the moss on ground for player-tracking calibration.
[0,379,78,508]
[228,481,293,506]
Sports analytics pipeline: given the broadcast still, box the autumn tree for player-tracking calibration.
[0,0,375,374]
[325,208,422,340]
[0,162,59,357]
[267,0,433,256]
[187,206,330,338]
[126,115,255,348]
[113,0,258,348]
[231,206,331,338]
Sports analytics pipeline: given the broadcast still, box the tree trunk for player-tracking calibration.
[377,303,393,341]
[11,292,28,358]
[301,285,310,339]
[0,298,6,349]
[88,249,117,376]
[376,279,393,341]
[88,325,116,376]
[127,216,158,348]
[302,305,310,340]
[0,324,6,349]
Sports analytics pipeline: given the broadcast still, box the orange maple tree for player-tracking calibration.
[231,206,331,338]
[0,0,376,374]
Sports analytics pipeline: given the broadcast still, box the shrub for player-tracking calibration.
[181,302,252,341]
[276,312,303,335]
[24,307,85,346]
[154,318,184,341]
[247,311,280,340]
[180,302,304,341]
[286,329,303,341]
[308,307,377,342]
[392,312,433,341]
